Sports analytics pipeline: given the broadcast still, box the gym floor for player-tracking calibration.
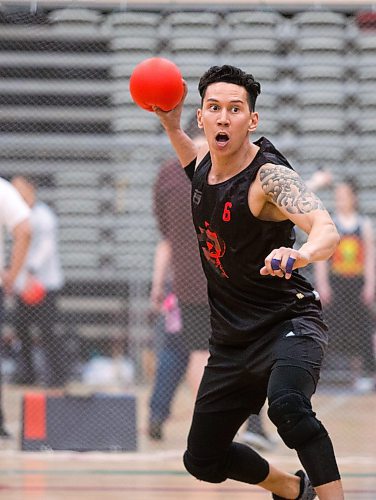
[0,382,374,499]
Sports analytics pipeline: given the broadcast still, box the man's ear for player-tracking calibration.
[197,108,204,129]
[248,112,259,132]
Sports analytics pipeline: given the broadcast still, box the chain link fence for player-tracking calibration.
[0,3,374,454]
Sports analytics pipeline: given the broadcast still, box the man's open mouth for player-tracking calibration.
[215,132,230,146]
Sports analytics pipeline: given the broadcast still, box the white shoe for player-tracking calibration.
[241,431,276,451]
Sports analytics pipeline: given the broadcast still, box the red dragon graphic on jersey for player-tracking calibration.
[198,221,229,278]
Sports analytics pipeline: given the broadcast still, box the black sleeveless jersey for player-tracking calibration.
[185,136,322,345]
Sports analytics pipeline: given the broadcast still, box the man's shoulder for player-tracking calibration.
[258,162,295,174]
[0,177,13,194]
[256,136,294,171]
[0,178,30,211]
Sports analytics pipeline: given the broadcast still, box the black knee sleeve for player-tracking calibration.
[297,434,341,487]
[268,391,328,449]
[183,449,227,483]
[227,442,270,485]
[183,444,269,485]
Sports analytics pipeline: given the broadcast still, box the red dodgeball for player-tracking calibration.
[20,277,46,305]
[129,57,184,112]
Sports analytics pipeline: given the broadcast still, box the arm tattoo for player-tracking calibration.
[260,164,324,214]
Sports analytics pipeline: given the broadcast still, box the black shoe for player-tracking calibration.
[148,422,163,441]
[272,470,316,499]
[0,427,11,439]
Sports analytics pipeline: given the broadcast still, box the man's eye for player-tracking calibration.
[232,107,239,112]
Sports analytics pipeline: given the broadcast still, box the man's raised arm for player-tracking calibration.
[153,83,199,168]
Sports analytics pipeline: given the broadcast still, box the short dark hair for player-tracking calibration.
[198,65,261,112]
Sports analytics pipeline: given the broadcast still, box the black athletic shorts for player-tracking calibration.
[194,316,328,414]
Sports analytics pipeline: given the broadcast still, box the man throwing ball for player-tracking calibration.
[151,64,343,499]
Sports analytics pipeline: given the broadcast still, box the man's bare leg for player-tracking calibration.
[315,480,344,500]
[258,464,344,499]
[258,464,301,498]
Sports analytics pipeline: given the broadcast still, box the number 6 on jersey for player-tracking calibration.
[222,202,232,222]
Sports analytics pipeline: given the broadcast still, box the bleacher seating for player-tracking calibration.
[223,38,281,83]
[111,36,158,65]
[353,33,376,82]
[160,11,222,39]
[105,11,161,38]
[57,279,129,345]
[291,10,348,38]
[224,10,285,40]
[48,8,103,26]
[167,36,218,63]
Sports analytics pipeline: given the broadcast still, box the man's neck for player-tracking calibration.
[208,142,259,185]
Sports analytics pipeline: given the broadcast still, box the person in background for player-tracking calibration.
[148,128,211,441]
[314,177,375,393]
[11,176,65,388]
[0,176,31,437]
